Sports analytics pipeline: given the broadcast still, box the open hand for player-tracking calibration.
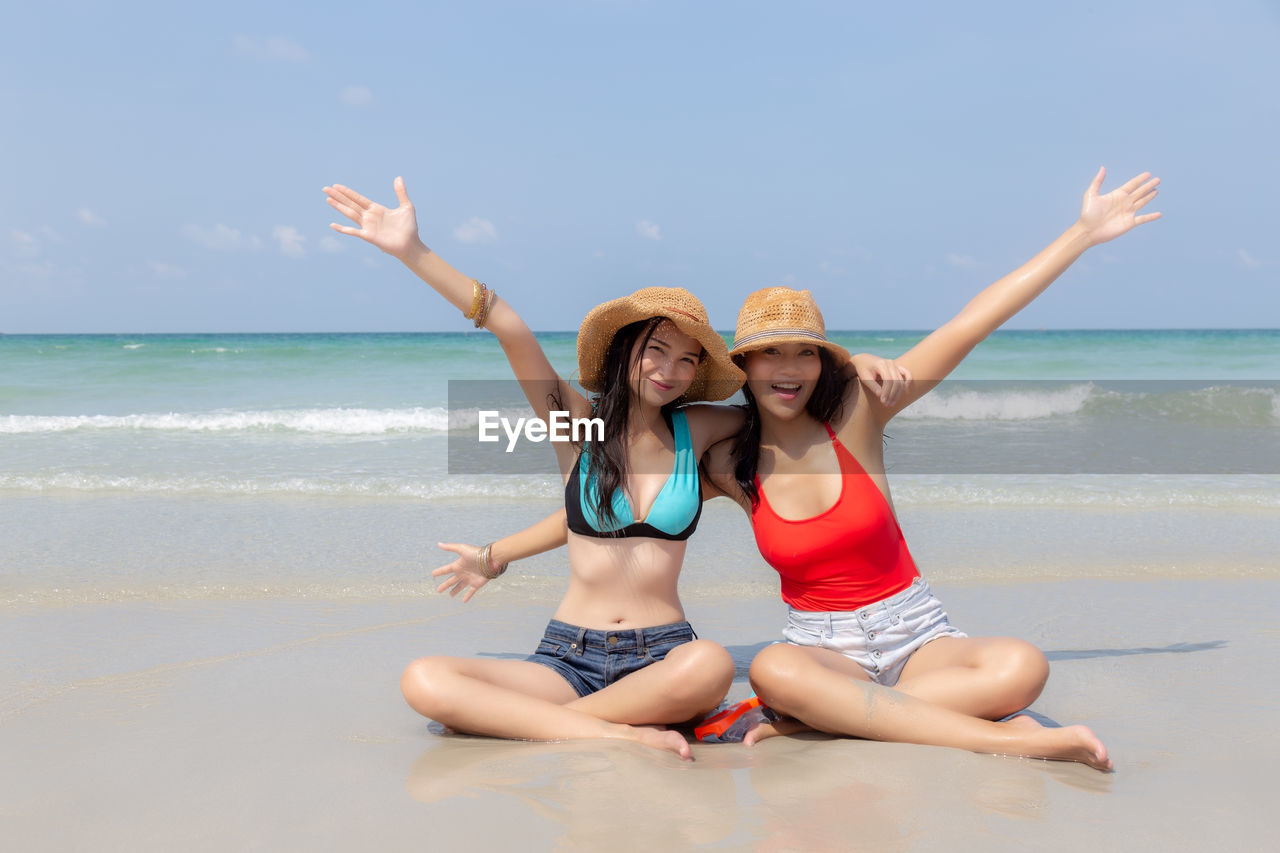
[852,354,913,407]
[1079,167,1161,246]
[431,542,489,603]
[323,176,423,259]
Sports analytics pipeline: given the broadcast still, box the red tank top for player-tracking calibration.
[751,424,920,611]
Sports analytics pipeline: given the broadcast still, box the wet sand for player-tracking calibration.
[3,578,1277,851]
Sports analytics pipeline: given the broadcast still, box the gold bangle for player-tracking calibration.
[464,279,483,320]
[474,287,496,329]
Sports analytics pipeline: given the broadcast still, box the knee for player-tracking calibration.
[400,656,455,718]
[992,639,1050,707]
[748,644,806,706]
[663,640,735,706]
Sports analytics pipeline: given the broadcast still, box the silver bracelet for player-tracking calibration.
[478,543,507,580]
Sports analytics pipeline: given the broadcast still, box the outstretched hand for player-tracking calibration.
[431,542,490,603]
[1078,167,1161,246]
[323,177,423,259]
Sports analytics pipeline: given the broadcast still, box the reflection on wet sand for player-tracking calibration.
[406,726,1114,851]
[408,735,742,848]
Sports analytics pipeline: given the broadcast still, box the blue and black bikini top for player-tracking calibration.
[565,409,702,541]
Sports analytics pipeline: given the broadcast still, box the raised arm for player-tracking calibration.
[872,167,1160,422]
[433,508,570,602]
[323,179,591,437]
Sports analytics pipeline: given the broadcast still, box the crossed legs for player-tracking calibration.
[400,639,734,761]
[745,639,1111,770]
[894,635,1050,719]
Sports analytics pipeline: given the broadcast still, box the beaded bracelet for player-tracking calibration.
[473,287,496,329]
[472,281,489,324]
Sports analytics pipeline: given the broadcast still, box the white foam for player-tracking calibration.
[901,384,1094,421]
[0,472,560,500]
[0,407,452,435]
[4,469,1274,509]
[892,476,1280,509]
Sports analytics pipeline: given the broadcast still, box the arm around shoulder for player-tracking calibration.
[683,404,747,452]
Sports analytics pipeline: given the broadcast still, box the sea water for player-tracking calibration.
[2,330,1277,607]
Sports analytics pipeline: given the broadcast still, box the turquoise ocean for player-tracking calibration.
[2,330,1278,609]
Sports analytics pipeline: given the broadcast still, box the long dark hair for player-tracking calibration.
[731,347,849,509]
[581,317,696,529]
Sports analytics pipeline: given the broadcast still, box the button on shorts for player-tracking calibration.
[782,578,966,686]
[526,618,696,697]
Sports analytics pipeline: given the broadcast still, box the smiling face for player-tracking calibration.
[742,342,823,420]
[627,319,703,407]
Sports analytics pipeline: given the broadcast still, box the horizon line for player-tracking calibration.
[3,326,1279,337]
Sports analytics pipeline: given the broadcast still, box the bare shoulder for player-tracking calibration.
[682,403,746,450]
[830,379,888,454]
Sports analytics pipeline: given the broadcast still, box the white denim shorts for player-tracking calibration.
[782,577,966,687]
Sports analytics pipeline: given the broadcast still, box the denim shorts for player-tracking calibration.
[782,578,966,687]
[526,618,696,698]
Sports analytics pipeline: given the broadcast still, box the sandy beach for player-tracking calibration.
[4,330,1278,849]
[4,0,1278,840]
[4,499,1278,851]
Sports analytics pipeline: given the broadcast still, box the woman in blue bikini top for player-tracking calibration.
[565,407,702,541]
[324,175,761,761]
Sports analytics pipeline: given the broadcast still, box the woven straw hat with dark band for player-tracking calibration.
[576,287,744,402]
[729,287,851,363]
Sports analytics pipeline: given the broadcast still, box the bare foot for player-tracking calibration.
[1003,724,1112,771]
[743,716,810,747]
[630,725,693,761]
[1052,725,1113,771]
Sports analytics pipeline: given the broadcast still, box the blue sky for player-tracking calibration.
[1,0,1276,333]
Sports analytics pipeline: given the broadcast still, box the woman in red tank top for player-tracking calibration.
[451,169,1159,768]
[699,168,1161,769]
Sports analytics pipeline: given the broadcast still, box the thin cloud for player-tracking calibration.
[636,220,661,240]
[10,229,45,258]
[181,223,260,251]
[14,260,58,279]
[233,35,309,62]
[318,235,345,253]
[338,85,374,107]
[76,207,106,227]
[1237,249,1262,270]
[453,217,497,244]
[833,246,872,261]
[273,225,307,258]
[946,253,978,268]
[148,261,187,279]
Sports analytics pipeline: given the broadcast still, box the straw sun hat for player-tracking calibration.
[729,287,851,363]
[576,287,744,403]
